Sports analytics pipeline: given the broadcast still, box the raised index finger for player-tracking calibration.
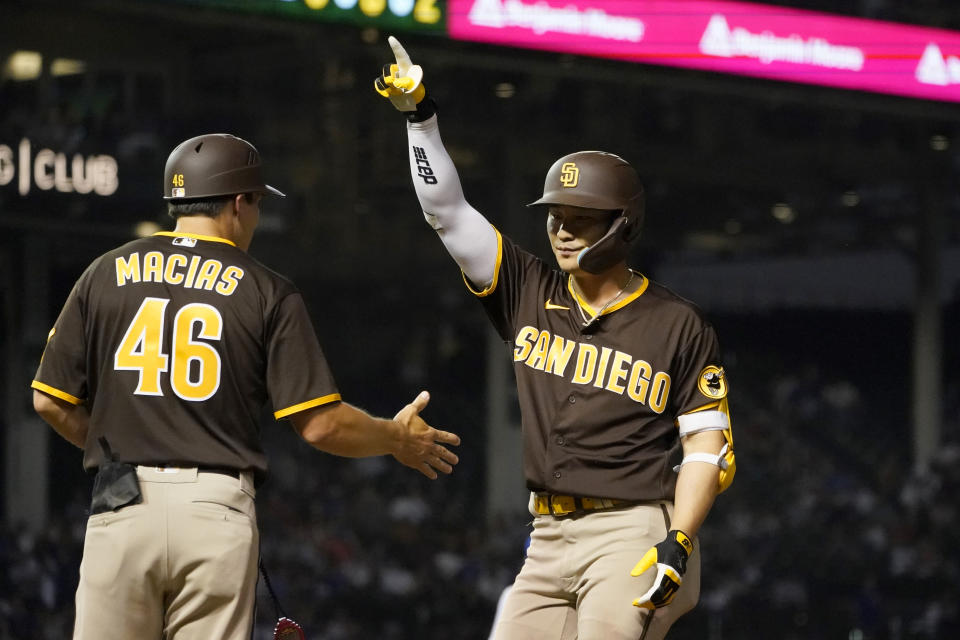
[388,35,413,74]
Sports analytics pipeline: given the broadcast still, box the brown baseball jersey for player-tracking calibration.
[471,230,729,502]
[32,231,340,484]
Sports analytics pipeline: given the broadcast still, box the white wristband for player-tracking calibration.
[677,410,729,438]
[673,444,730,473]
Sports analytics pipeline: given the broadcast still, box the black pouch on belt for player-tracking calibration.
[90,437,142,515]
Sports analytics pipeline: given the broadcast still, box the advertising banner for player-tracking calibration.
[448,0,960,102]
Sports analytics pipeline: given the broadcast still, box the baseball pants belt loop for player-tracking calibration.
[197,467,256,498]
[533,492,631,516]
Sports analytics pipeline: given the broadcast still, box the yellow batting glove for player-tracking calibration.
[630,529,693,610]
[374,35,426,113]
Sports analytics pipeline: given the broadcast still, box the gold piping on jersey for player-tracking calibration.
[566,270,649,317]
[115,252,244,295]
[680,400,723,416]
[463,226,504,298]
[31,380,83,405]
[273,393,343,419]
[152,231,237,247]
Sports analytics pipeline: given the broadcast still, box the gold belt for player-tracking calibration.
[533,493,632,517]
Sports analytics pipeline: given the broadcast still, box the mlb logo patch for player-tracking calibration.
[172,237,197,247]
[172,188,185,197]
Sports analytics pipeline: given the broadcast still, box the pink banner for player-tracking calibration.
[448,0,960,103]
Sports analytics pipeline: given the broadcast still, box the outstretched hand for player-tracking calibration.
[392,391,460,479]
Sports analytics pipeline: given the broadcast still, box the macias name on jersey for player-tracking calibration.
[115,252,244,296]
[513,326,671,413]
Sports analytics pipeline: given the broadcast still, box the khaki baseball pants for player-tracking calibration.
[492,500,700,640]
[73,466,259,640]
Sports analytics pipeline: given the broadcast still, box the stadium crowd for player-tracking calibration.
[2,307,958,640]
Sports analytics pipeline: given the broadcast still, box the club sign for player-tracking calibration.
[0,139,119,197]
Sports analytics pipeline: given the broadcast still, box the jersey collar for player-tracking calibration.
[153,231,237,247]
[567,270,649,317]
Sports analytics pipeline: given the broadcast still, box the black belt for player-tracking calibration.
[198,466,241,479]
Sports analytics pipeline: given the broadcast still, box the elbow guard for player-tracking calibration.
[674,398,736,493]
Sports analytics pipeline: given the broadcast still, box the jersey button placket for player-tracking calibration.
[555,435,565,446]
[568,394,576,404]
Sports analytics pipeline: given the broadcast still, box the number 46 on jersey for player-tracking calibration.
[114,297,223,401]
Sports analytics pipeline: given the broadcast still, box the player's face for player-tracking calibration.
[546,205,615,274]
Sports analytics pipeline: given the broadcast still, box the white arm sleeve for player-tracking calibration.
[406,115,498,289]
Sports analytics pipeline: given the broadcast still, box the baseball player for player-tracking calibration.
[376,38,735,639]
[30,133,461,640]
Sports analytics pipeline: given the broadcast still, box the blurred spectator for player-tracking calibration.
[4,322,959,638]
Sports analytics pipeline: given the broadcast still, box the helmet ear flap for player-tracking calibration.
[576,214,631,274]
[624,192,645,242]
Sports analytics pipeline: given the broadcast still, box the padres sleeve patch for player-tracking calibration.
[697,365,728,399]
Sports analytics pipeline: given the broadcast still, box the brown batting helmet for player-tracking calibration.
[163,133,285,200]
[528,150,644,274]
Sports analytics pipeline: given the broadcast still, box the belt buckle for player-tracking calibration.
[550,495,576,516]
[154,466,182,474]
[534,494,550,515]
